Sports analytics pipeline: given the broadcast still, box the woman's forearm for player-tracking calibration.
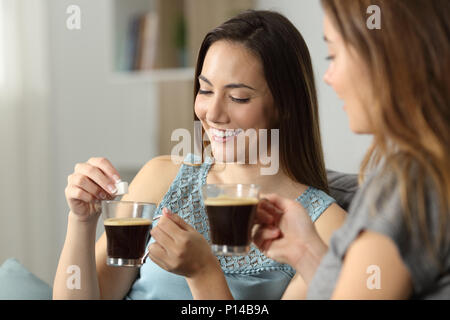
[53,211,100,299]
[186,261,234,300]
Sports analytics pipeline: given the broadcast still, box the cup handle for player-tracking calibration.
[141,216,160,264]
[142,246,151,264]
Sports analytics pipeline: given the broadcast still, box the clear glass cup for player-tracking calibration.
[101,200,157,267]
[202,184,260,256]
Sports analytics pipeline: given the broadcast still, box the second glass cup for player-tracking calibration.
[202,184,260,256]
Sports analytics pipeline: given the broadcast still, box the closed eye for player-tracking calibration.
[230,96,250,104]
[198,89,213,95]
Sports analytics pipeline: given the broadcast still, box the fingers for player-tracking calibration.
[147,243,170,270]
[68,173,111,200]
[87,157,121,183]
[253,224,280,245]
[163,208,193,231]
[252,223,280,254]
[260,198,284,215]
[255,202,274,224]
[73,162,118,197]
[65,185,98,203]
[151,220,175,249]
[255,199,283,225]
[152,212,193,249]
[260,193,292,212]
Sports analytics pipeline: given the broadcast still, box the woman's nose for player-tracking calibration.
[206,96,229,124]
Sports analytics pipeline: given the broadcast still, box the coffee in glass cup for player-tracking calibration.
[202,184,260,255]
[102,200,157,267]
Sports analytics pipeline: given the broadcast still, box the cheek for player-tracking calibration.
[194,96,207,120]
[233,104,268,130]
[329,63,348,98]
[345,87,373,134]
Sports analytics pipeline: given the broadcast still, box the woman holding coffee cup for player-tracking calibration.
[53,10,347,300]
[136,10,349,300]
[252,0,450,299]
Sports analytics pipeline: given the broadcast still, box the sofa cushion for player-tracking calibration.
[0,258,52,300]
[327,170,359,211]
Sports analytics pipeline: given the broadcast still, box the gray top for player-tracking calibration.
[307,165,450,299]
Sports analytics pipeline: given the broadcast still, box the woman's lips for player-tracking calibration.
[209,128,243,143]
[211,135,238,143]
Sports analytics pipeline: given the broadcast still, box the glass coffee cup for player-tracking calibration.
[102,200,157,267]
[202,184,260,256]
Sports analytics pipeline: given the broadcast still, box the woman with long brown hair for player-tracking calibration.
[254,0,450,299]
[53,10,346,299]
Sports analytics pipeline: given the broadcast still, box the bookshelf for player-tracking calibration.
[110,0,255,155]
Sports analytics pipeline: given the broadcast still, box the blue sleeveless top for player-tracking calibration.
[126,154,336,300]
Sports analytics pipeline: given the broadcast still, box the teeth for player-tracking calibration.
[211,128,242,138]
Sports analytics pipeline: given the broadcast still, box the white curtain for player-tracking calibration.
[0,0,54,284]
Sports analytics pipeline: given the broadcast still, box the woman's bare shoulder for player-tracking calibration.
[122,155,183,205]
[314,203,347,245]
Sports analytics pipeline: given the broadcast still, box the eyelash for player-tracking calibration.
[198,89,212,95]
[231,96,250,104]
[326,55,335,61]
[198,89,250,104]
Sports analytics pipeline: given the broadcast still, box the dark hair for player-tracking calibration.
[194,10,329,193]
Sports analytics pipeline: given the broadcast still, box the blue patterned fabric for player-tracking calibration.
[126,154,336,300]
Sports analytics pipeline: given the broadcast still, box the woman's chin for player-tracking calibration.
[211,145,244,163]
[211,150,235,163]
[348,122,373,135]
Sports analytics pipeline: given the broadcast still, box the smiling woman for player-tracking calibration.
[195,40,274,164]
[194,11,329,193]
[54,9,348,301]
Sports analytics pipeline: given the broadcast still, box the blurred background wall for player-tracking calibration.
[0,0,371,285]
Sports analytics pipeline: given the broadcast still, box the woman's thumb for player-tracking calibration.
[162,208,191,231]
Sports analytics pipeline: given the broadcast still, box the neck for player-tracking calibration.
[210,161,286,186]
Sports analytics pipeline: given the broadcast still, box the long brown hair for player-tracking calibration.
[193,10,329,193]
[321,0,450,254]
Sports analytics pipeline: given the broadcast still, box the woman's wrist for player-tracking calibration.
[186,258,233,299]
[186,256,221,282]
[292,236,328,285]
[67,211,99,241]
[68,210,100,227]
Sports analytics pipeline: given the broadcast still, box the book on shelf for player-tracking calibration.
[124,15,139,71]
[124,12,159,71]
[134,12,159,70]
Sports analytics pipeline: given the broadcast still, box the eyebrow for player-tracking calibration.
[198,75,256,91]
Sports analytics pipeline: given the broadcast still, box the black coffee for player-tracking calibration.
[204,197,259,246]
[104,218,151,259]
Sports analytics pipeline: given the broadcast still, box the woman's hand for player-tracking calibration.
[65,157,120,222]
[253,193,326,270]
[148,208,221,279]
